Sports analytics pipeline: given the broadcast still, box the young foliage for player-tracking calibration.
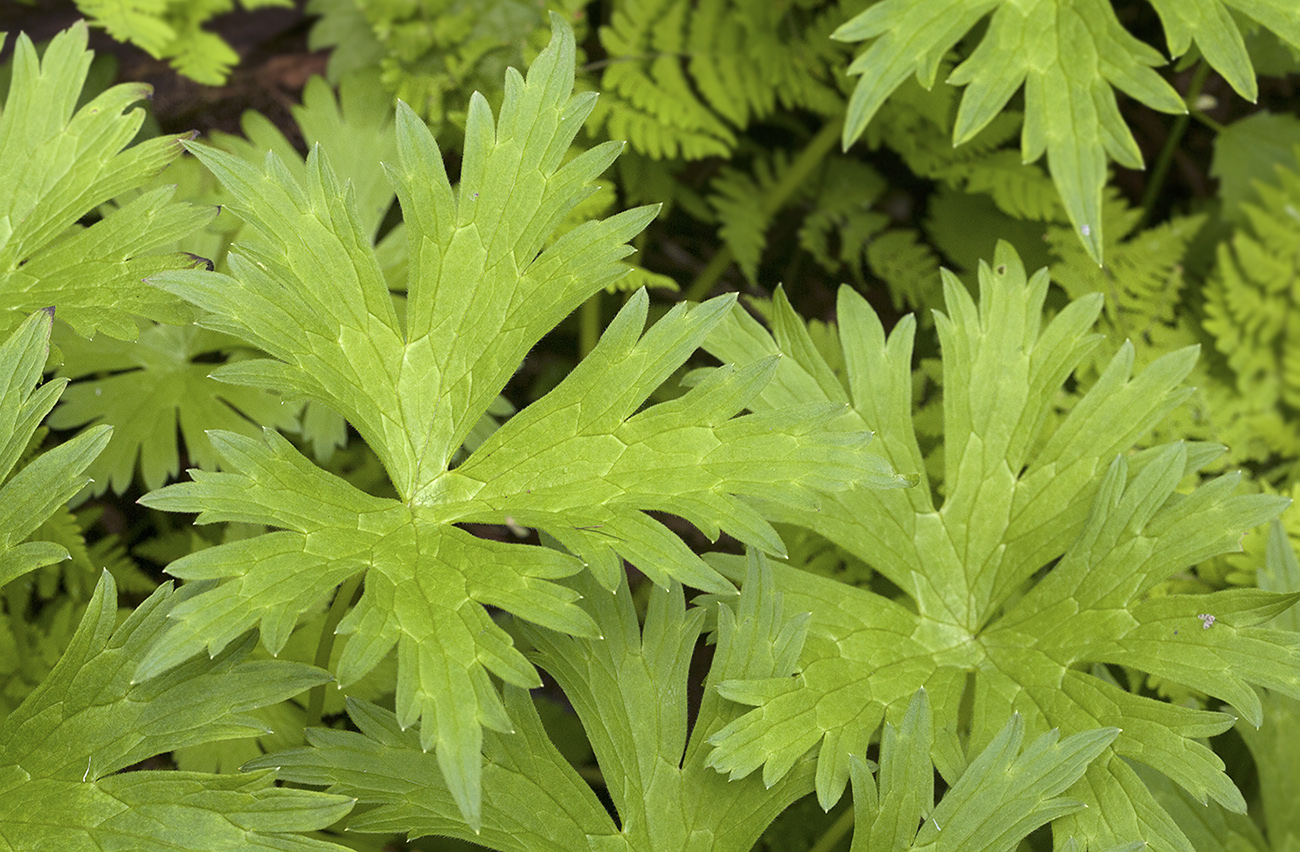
[833,0,1300,262]
[699,241,1300,851]
[0,23,213,340]
[0,310,109,589]
[0,570,353,851]
[135,15,905,830]
[252,552,817,851]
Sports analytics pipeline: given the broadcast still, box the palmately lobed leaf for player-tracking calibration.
[700,240,1300,852]
[0,309,111,588]
[251,551,820,852]
[140,13,910,832]
[0,22,214,339]
[833,0,1300,262]
[0,570,351,852]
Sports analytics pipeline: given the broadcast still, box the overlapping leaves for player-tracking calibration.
[848,688,1119,852]
[833,0,1300,262]
[0,569,351,851]
[136,14,904,830]
[254,553,1126,852]
[0,22,212,339]
[0,310,109,588]
[250,553,816,851]
[699,241,1300,851]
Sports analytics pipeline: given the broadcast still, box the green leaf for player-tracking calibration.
[702,241,1300,851]
[847,688,1117,852]
[834,0,1229,263]
[0,309,110,588]
[0,23,212,339]
[214,68,398,242]
[1146,0,1300,102]
[1211,113,1300,225]
[253,550,817,852]
[0,570,351,851]
[140,14,907,831]
[1233,521,1300,851]
[48,323,301,495]
[1134,761,1271,852]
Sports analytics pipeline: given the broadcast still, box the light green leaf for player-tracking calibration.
[832,0,1300,262]
[0,310,110,588]
[848,688,1116,852]
[48,323,301,495]
[0,570,351,851]
[215,68,398,242]
[703,241,1300,851]
[141,14,908,832]
[0,23,212,338]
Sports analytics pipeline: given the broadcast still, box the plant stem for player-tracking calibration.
[305,573,364,728]
[1138,61,1212,229]
[807,804,855,852]
[683,118,842,302]
[579,289,602,357]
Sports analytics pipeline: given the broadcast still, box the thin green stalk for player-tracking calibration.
[683,118,842,302]
[1138,61,1212,229]
[579,288,602,357]
[806,803,855,852]
[305,573,364,728]
[683,244,736,304]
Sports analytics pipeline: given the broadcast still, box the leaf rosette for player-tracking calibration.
[700,241,1300,852]
[136,15,906,830]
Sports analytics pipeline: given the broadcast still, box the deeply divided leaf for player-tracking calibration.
[140,14,905,830]
[701,240,1300,851]
[0,571,351,851]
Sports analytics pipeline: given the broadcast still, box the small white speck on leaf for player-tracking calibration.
[1080,224,1091,237]
[1198,613,1215,629]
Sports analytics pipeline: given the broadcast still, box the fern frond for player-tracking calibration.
[594,0,850,160]
[76,0,293,85]
[866,229,944,316]
[1204,148,1300,411]
[308,0,577,131]
[799,157,889,285]
[1049,206,1206,376]
[709,150,801,284]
